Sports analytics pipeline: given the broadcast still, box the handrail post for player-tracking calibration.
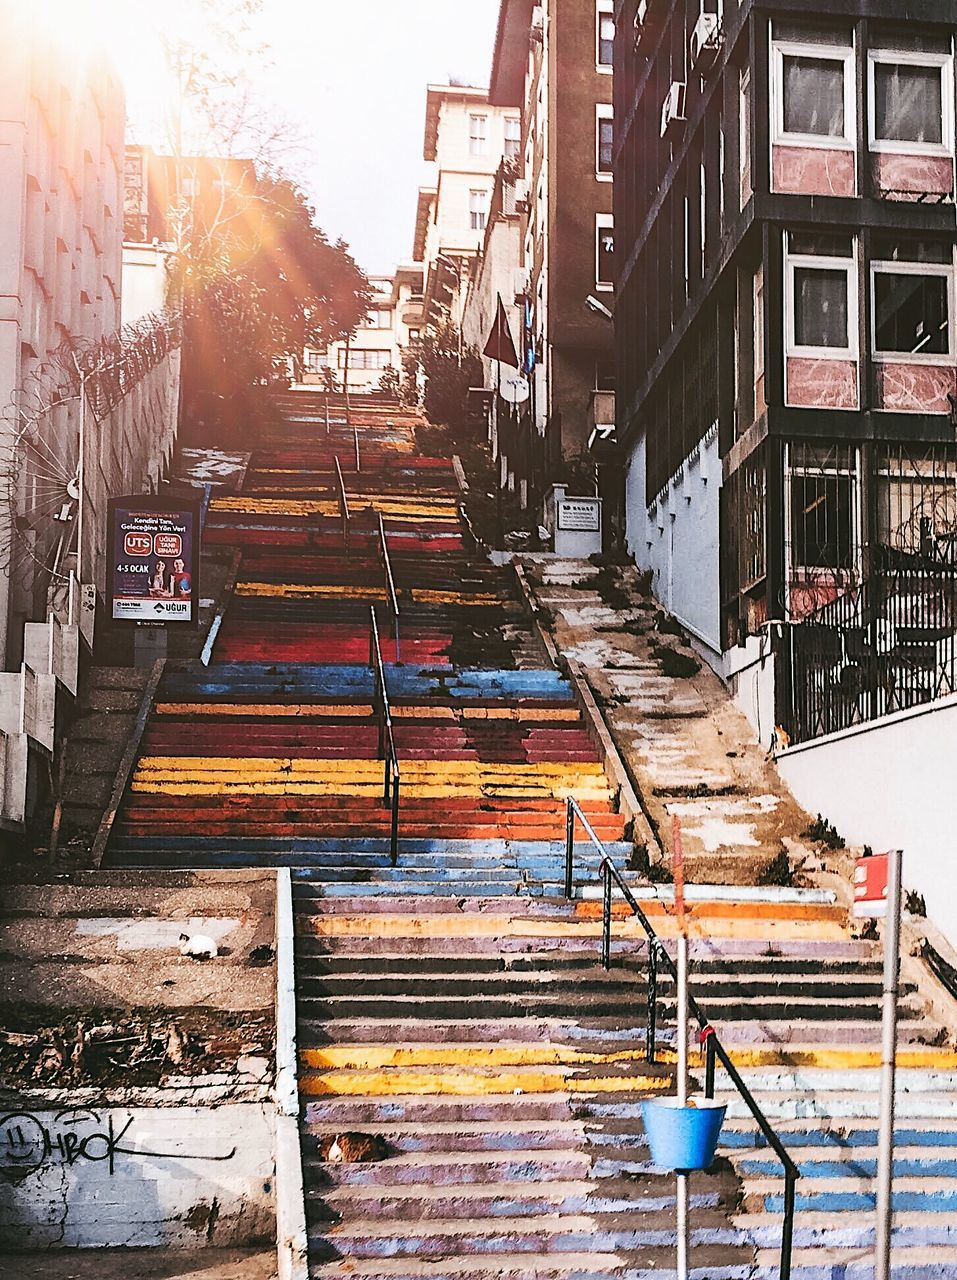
[646,939,659,1064]
[564,798,575,899]
[780,1170,796,1280]
[704,1029,716,1099]
[390,776,400,868]
[354,425,361,473]
[601,860,612,970]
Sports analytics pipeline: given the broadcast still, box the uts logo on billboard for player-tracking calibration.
[124,532,153,557]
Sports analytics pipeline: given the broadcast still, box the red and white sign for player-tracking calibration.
[853,852,889,918]
[154,533,183,558]
[124,532,153,557]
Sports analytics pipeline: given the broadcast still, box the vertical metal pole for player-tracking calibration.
[325,391,330,435]
[601,861,612,970]
[76,369,86,588]
[390,775,400,868]
[780,1169,796,1280]
[564,801,575,899]
[646,940,658,1064]
[875,848,903,1280]
[676,933,690,1280]
[705,1033,716,1100]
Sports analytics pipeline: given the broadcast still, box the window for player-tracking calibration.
[868,52,952,152]
[597,2,614,67]
[788,443,858,574]
[469,188,489,232]
[772,26,854,145]
[407,328,420,344]
[596,215,615,289]
[366,309,393,329]
[786,231,856,355]
[469,114,488,156]
[872,251,952,359]
[305,350,328,372]
[339,349,391,370]
[504,117,521,159]
[597,108,614,175]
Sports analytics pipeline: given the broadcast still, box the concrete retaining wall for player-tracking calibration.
[777,692,957,950]
[0,1102,274,1250]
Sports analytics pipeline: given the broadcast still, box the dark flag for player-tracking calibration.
[483,294,520,368]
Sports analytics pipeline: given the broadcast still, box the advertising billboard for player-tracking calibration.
[107,495,201,627]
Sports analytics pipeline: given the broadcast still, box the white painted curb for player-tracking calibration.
[275,867,309,1280]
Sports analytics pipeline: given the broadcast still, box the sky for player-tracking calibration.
[119,0,502,278]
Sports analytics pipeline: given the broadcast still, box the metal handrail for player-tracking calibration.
[334,456,350,553]
[369,606,401,864]
[565,796,799,1280]
[377,512,401,663]
[354,425,361,473]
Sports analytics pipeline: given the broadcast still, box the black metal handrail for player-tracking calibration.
[377,512,401,663]
[564,796,799,1279]
[334,456,350,554]
[369,606,401,864]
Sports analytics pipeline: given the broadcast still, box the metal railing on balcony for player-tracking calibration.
[564,796,799,1279]
[787,562,957,744]
[334,456,351,554]
[369,606,401,865]
[377,512,401,663]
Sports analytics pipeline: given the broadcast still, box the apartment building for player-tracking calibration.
[414,83,520,336]
[0,11,125,661]
[489,0,616,511]
[615,0,957,749]
[302,267,425,394]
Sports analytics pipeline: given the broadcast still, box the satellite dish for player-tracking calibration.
[500,375,530,405]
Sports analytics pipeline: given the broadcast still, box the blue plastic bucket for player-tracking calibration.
[641,1096,727,1171]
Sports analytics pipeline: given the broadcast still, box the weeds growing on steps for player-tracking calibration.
[652,644,701,679]
[758,849,794,888]
[802,813,846,849]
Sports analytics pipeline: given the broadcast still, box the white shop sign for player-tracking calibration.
[557,498,601,532]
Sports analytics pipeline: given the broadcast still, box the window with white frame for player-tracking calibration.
[339,349,391,370]
[505,117,521,159]
[868,50,953,151]
[469,114,488,156]
[597,106,613,175]
[596,215,615,289]
[366,309,393,329]
[871,238,953,360]
[772,23,855,145]
[469,188,489,232]
[305,350,328,372]
[597,1,615,68]
[786,230,857,355]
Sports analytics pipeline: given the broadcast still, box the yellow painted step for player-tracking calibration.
[135,757,606,778]
[298,1066,670,1097]
[304,913,850,943]
[154,704,583,724]
[235,583,503,606]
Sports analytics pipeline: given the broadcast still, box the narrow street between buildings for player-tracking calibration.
[102,393,957,1279]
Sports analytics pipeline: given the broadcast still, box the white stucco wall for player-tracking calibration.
[723,632,778,749]
[624,426,722,653]
[777,693,957,950]
[122,244,170,327]
[0,1101,275,1250]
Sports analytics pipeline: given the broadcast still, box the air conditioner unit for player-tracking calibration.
[690,11,721,73]
[530,5,544,44]
[660,81,687,139]
[513,178,530,213]
[512,266,531,302]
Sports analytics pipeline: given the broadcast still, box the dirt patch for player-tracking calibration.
[0,1006,272,1090]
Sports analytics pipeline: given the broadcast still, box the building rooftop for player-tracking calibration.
[423,82,491,160]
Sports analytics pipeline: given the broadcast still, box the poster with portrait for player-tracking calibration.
[107,495,201,627]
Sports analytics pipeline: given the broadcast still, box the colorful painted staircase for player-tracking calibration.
[106,393,957,1278]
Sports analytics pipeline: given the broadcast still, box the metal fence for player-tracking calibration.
[787,563,957,743]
